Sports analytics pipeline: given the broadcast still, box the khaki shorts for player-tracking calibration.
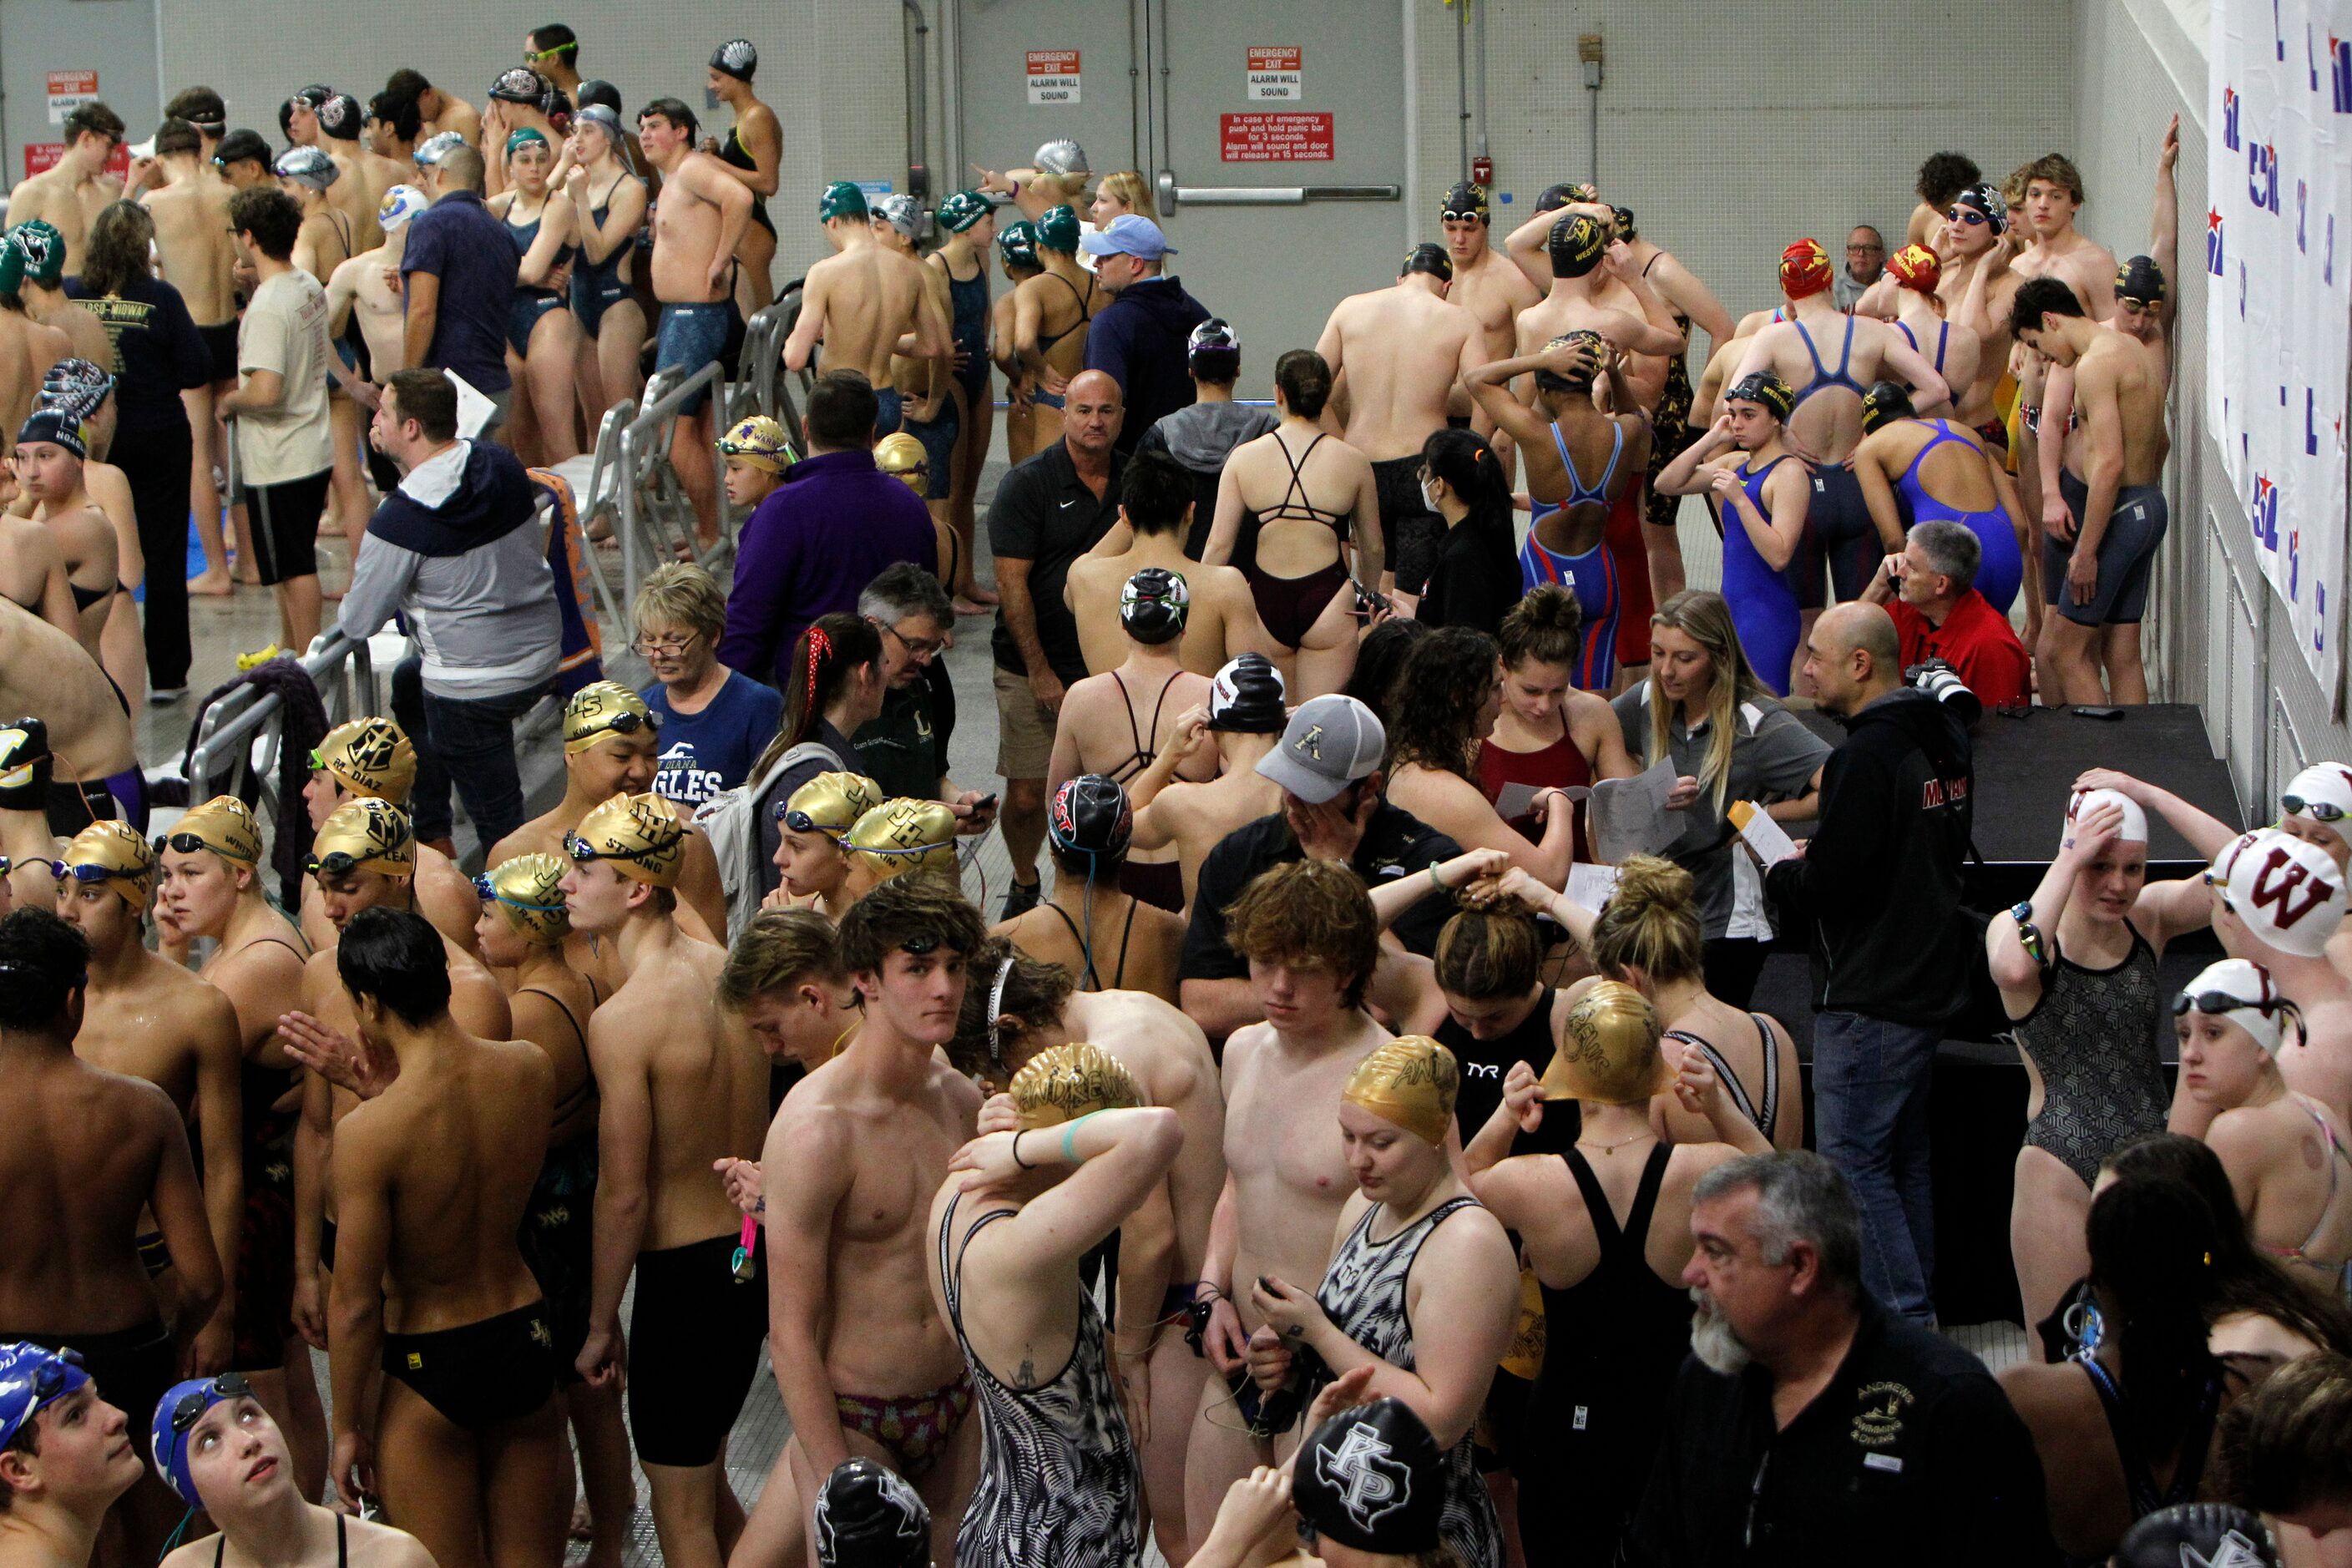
[993,665,1059,780]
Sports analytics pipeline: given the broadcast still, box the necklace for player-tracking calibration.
[1576,1130,1651,1156]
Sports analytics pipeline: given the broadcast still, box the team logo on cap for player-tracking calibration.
[1296,724,1323,761]
[1314,1421,1412,1532]
[716,39,758,75]
[2248,845,2334,930]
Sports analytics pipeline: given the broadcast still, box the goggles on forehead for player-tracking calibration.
[2283,793,2348,823]
[563,831,668,867]
[776,802,855,836]
[168,1372,253,1435]
[577,709,660,740]
[2173,989,2295,1019]
[470,873,569,913]
[305,850,392,878]
[154,831,256,862]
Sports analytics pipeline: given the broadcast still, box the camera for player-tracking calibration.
[1904,657,1981,726]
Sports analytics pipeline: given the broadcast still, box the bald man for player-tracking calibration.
[1765,602,1972,1326]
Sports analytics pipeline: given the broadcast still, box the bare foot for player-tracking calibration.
[188,569,236,598]
[569,1495,594,1542]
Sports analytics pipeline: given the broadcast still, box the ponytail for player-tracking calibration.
[762,612,883,766]
[1420,427,1511,544]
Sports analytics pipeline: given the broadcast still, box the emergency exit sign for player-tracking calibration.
[1026,50,1080,105]
[1247,47,1301,100]
[1220,112,1333,163]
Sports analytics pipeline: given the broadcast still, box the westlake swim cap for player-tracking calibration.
[564,680,660,756]
[308,797,414,878]
[936,189,992,234]
[1343,1036,1459,1146]
[38,358,114,426]
[412,131,464,168]
[2116,1505,2279,1568]
[2175,958,2299,1056]
[1035,205,1081,254]
[1886,242,1941,293]
[1403,241,1454,282]
[11,220,64,288]
[1778,238,1834,299]
[570,792,688,888]
[711,39,759,81]
[719,415,793,473]
[1120,568,1189,645]
[846,799,959,882]
[17,407,86,461]
[873,432,928,495]
[996,221,1040,272]
[1543,979,1671,1105]
[1859,380,1914,436]
[1548,214,1606,277]
[2284,761,2352,826]
[489,67,548,105]
[1033,139,1088,178]
[1610,204,1638,241]
[1439,180,1489,223]
[814,1459,929,1568]
[818,180,869,223]
[1725,371,1796,422]
[477,852,571,945]
[2062,787,2151,850]
[1011,1041,1146,1127]
[505,127,549,159]
[1207,653,1286,733]
[1533,183,1579,215]
[0,1343,89,1455]
[2213,827,2348,959]
[1952,182,2009,235]
[275,146,338,190]
[1534,330,1605,395]
[314,716,417,803]
[2117,254,2167,306]
[1049,775,1133,860]
[0,719,54,812]
[874,193,921,239]
[317,94,363,141]
[1294,1399,1446,1555]
[60,820,156,908]
[171,797,265,865]
[377,184,427,233]
[781,771,883,837]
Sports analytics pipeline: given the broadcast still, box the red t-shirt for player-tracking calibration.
[1890,591,2031,709]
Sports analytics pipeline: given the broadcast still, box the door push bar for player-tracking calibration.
[1156,170,1400,213]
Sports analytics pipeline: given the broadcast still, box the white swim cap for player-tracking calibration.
[2283,762,2352,827]
[2213,827,2348,959]
[377,184,427,232]
[2176,957,2300,1055]
[2062,787,2149,852]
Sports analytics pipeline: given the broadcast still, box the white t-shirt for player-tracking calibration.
[235,268,336,485]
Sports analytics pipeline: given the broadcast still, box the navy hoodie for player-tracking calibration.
[1084,275,1211,454]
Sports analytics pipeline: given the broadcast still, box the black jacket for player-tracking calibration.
[1083,276,1211,455]
[1765,688,1972,1026]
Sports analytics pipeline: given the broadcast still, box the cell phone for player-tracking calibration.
[1257,1275,1277,1296]
[2072,706,2126,721]
[974,792,999,810]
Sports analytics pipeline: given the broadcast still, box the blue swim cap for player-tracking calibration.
[149,1373,250,1507]
[0,1344,89,1454]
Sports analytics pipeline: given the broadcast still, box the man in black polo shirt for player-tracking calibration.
[1627,1151,2055,1567]
[1178,693,1462,1043]
[990,367,1126,915]
[399,144,517,432]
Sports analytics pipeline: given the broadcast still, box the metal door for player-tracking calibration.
[950,0,1142,210]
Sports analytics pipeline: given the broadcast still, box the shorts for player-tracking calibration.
[904,396,959,485]
[1243,559,1349,651]
[2051,471,2169,626]
[199,321,240,386]
[627,1232,769,1467]
[655,301,738,416]
[1370,454,1442,597]
[507,289,568,359]
[874,386,904,437]
[244,468,331,587]
[382,1302,557,1431]
[993,664,1059,780]
[1118,857,1185,913]
[836,1378,974,1481]
[1798,462,1880,607]
[231,1154,296,1371]
[17,1322,175,1447]
[518,1138,599,1382]
[571,274,633,336]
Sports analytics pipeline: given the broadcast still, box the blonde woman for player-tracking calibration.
[1089,171,1157,227]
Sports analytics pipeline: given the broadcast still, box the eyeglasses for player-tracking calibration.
[879,622,945,660]
[563,832,667,867]
[2284,794,2348,822]
[632,630,701,656]
[1846,244,1883,253]
[154,832,254,862]
[169,1372,251,1437]
[1945,207,1989,227]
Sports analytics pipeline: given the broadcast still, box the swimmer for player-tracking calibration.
[924,1044,1178,1566]
[975,140,1090,227]
[10,412,119,669]
[313,95,397,253]
[1133,318,1278,560]
[1908,152,1982,249]
[134,122,237,591]
[476,69,561,204]
[2201,830,2352,1136]
[840,799,961,908]
[295,717,477,953]
[1434,182,1541,458]
[987,222,1044,462]
[319,907,569,1568]
[753,877,984,1568]
[869,195,959,519]
[0,604,138,831]
[1068,450,1270,680]
[22,360,144,709]
[1655,374,1811,695]
[716,908,865,1076]
[1121,655,1289,913]
[2012,153,2119,321]
[1934,182,2027,448]
[362,91,419,168]
[0,1343,147,1568]
[563,795,770,1568]
[786,183,947,440]
[0,247,72,454]
[1859,244,1984,414]
[1509,209,1685,415]
[323,185,421,493]
[382,70,482,151]
[769,772,885,921]
[1611,202,1737,594]
[488,128,584,467]
[560,105,649,414]
[995,775,1184,999]
[274,149,353,289]
[5,226,107,367]
[1000,206,1096,451]
[7,105,124,278]
[1313,245,1484,599]
[210,130,273,195]
[1851,379,2029,617]
[705,42,781,316]
[0,724,63,912]
[928,190,999,606]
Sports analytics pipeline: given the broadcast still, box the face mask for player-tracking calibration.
[1420,478,1443,513]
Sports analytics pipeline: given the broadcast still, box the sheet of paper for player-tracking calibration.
[445,371,497,440]
[1494,781,1539,821]
[1727,801,1800,866]
[1566,862,1621,910]
[1589,758,1684,862]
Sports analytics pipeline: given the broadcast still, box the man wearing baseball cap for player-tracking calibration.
[1177,692,1461,1040]
[1080,214,1209,455]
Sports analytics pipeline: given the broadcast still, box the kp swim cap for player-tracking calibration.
[0,1343,89,1454]
[1035,205,1081,254]
[11,220,64,288]
[1119,568,1189,645]
[1547,214,1606,278]
[169,797,265,865]
[2175,957,2300,1056]
[0,718,54,812]
[818,180,870,223]
[2115,1505,2279,1568]
[874,193,921,239]
[814,1458,930,1568]
[1293,1399,1446,1555]
[1402,241,1454,282]
[314,716,417,804]
[308,797,415,878]
[1886,243,1941,293]
[569,792,688,888]
[1952,182,2009,235]
[2117,254,2167,306]
[1542,980,1671,1105]
[377,184,427,233]
[1188,316,1240,357]
[719,415,793,473]
[563,680,660,756]
[412,131,464,168]
[1859,380,1914,436]
[505,127,549,159]
[873,432,928,495]
[936,189,992,234]
[780,771,883,838]
[1343,1036,1459,1146]
[1610,204,1638,241]
[1725,371,1795,422]
[2284,762,2352,826]
[1010,1041,1146,1128]
[1778,238,1834,299]
[996,221,1040,272]
[1207,653,1286,733]
[38,358,114,425]
[17,407,86,461]
[846,799,959,881]
[317,94,364,141]
[274,146,338,190]
[1049,775,1134,860]
[2062,787,2150,850]
[1533,330,1605,395]
[59,820,157,908]
[711,39,760,80]
[477,852,572,946]
[1032,139,1088,178]
[2213,827,2348,959]
[489,67,548,105]
[1439,180,1489,223]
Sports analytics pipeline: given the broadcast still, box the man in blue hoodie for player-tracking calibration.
[1080,215,1209,457]
[339,369,559,852]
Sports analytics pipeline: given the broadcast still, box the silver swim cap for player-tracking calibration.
[1033,139,1088,179]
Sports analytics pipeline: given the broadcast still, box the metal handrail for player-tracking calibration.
[573,398,640,630]
[614,360,728,606]
[184,630,378,829]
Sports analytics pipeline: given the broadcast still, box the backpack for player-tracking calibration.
[695,738,846,942]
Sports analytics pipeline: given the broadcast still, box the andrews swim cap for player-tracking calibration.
[1548,214,1606,278]
[1032,139,1088,178]
[1035,205,1082,255]
[1207,653,1286,733]
[11,220,64,288]
[846,799,959,882]
[315,716,417,804]
[1725,371,1796,422]
[711,39,759,81]
[1343,1036,1459,1146]
[1543,979,1671,1105]
[2115,1505,2279,1568]
[1859,380,1914,436]
[781,772,884,838]
[563,680,660,755]
[477,852,572,946]
[2117,254,2167,306]
[873,432,928,496]
[1439,180,1489,223]
[1778,238,1834,299]
[1120,568,1189,645]
[719,415,793,473]
[307,797,415,878]
[1886,243,1941,293]
[17,407,86,461]
[996,221,1041,272]
[1293,1399,1446,1554]
[376,184,427,232]
[1402,241,1454,282]
[170,797,266,865]
[0,719,54,812]
[569,792,688,888]
[936,189,992,234]
[59,820,156,908]
[818,180,869,223]
[814,1458,930,1568]
[274,146,338,190]
[1010,1041,1146,1127]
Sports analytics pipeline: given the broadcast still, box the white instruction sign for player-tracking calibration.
[1026,50,1080,105]
[46,69,98,125]
[1247,46,1301,101]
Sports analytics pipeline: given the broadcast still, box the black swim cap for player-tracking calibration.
[813,1459,928,1568]
[214,129,270,169]
[1548,214,1606,277]
[2117,253,2167,306]
[2115,1505,2277,1568]
[1403,242,1454,282]
[1533,331,1606,395]
[1726,372,1796,422]
[489,67,547,105]
[1120,567,1190,645]
[1611,204,1637,241]
[1534,183,1579,215]
[1049,775,1134,860]
[1292,1399,1446,1555]
[317,94,364,141]
[1859,380,1914,436]
[576,79,622,114]
[1207,653,1286,732]
[711,39,759,81]
[1439,180,1489,223]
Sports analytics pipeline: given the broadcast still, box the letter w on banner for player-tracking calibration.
[2211,0,2352,706]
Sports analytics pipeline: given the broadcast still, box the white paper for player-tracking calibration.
[1566,862,1621,910]
[444,372,496,440]
[1730,802,1799,867]
[1588,759,1684,862]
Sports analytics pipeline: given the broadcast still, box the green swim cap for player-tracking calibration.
[997,221,1040,272]
[0,240,23,300]
[10,220,64,288]
[505,127,549,158]
[819,180,869,223]
[1035,205,1081,254]
[937,190,992,234]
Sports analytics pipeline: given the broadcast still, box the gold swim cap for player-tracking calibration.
[718,415,793,473]
[1342,1036,1459,1146]
[1541,980,1670,1105]
[478,852,572,945]
[570,792,687,887]
[783,771,883,838]
[168,796,264,865]
[312,716,417,804]
[845,799,959,881]
[60,820,156,907]
[307,797,415,878]
[1010,1041,1147,1129]
[564,680,660,756]
[874,432,928,498]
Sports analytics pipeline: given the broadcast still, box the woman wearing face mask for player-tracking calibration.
[1409,427,1521,637]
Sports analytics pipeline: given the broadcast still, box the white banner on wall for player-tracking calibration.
[2208,0,2352,702]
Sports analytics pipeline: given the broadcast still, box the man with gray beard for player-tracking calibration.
[1623,1153,2055,1567]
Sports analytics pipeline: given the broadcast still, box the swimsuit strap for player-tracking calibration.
[518,985,596,1119]
[1624,1141,1673,1245]
[249,933,314,963]
[1270,431,1336,524]
[2289,1095,2348,1257]
[1793,317,1834,384]
[1664,1028,1761,1130]
[1895,418,1978,493]
[337,1513,347,1568]
[1933,321,1950,376]
[215,1539,225,1568]
[1561,1146,1631,1254]
[1115,898,1138,990]
[1039,898,1104,991]
[942,1191,1019,1328]
[1748,1012,1781,1139]
[1110,670,1150,779]
[1896,320,1919,354]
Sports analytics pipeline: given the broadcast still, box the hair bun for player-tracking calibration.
[1612,853,1695,912]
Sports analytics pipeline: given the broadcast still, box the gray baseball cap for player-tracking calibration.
[1256,694,1384,804]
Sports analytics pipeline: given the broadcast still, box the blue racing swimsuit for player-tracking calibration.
[1893,418,2021,615]
[1521,419,1627,690]
[1722,454,1803,695]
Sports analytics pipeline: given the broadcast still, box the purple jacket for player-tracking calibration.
[717,449,938,688]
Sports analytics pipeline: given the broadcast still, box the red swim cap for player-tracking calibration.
[1779,238,1834,300]
[1887,244,1941,293]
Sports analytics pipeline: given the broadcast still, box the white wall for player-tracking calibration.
[2,0,159,197]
